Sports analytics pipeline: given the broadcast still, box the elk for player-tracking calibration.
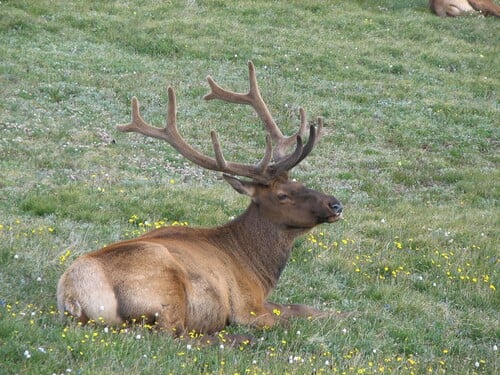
[57,61,344,341]
[429,0,500,17]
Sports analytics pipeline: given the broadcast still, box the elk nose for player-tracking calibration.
[329,202,343,215]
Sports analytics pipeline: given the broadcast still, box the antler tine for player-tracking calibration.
[271,125,319,176]
[273,110,323,161]
[210,130,228,170]
[256,135,274,173]
[271,106,311,160]
[117,96,169,141]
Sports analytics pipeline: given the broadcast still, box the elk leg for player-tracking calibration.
[154,269,189,336]
[264,301,329,319]
[265,301,355,319]
[232,304,281,330]
[252,311,281,329]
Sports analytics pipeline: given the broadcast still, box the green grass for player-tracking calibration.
[0,0,498,374]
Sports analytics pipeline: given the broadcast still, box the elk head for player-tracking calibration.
[117,61,343,231]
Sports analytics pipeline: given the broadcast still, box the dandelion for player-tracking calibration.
[59,250,71,265]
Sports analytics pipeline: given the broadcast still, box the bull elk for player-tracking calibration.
[57,61,344,341]
[429,0,500,17]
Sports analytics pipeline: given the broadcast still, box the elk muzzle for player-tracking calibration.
[326,199,343,223]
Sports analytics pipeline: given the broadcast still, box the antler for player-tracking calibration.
[117,61,323,183]
[204,61,323,161]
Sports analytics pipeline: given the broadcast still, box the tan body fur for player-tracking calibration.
[58,179,341,335]
[430,0,500,17]
[57,62,344,339]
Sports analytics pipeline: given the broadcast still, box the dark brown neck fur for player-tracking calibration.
[209,203,310,294]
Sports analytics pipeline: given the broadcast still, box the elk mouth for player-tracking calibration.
[316,212,342,225]
[326,212,343,223]
[325,201,343,223]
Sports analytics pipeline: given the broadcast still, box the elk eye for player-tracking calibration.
[277,193,289,202]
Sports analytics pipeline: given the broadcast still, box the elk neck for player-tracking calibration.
[210,202,309,294]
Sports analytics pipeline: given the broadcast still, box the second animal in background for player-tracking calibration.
[429,0,500,17]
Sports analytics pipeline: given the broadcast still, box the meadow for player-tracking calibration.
[0,0,498,374]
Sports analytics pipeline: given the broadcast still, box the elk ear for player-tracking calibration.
[222,174,257,197]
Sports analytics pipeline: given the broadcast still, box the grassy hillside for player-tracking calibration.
[0,0,498,374]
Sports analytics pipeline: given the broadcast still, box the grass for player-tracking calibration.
[0,0,498,374]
